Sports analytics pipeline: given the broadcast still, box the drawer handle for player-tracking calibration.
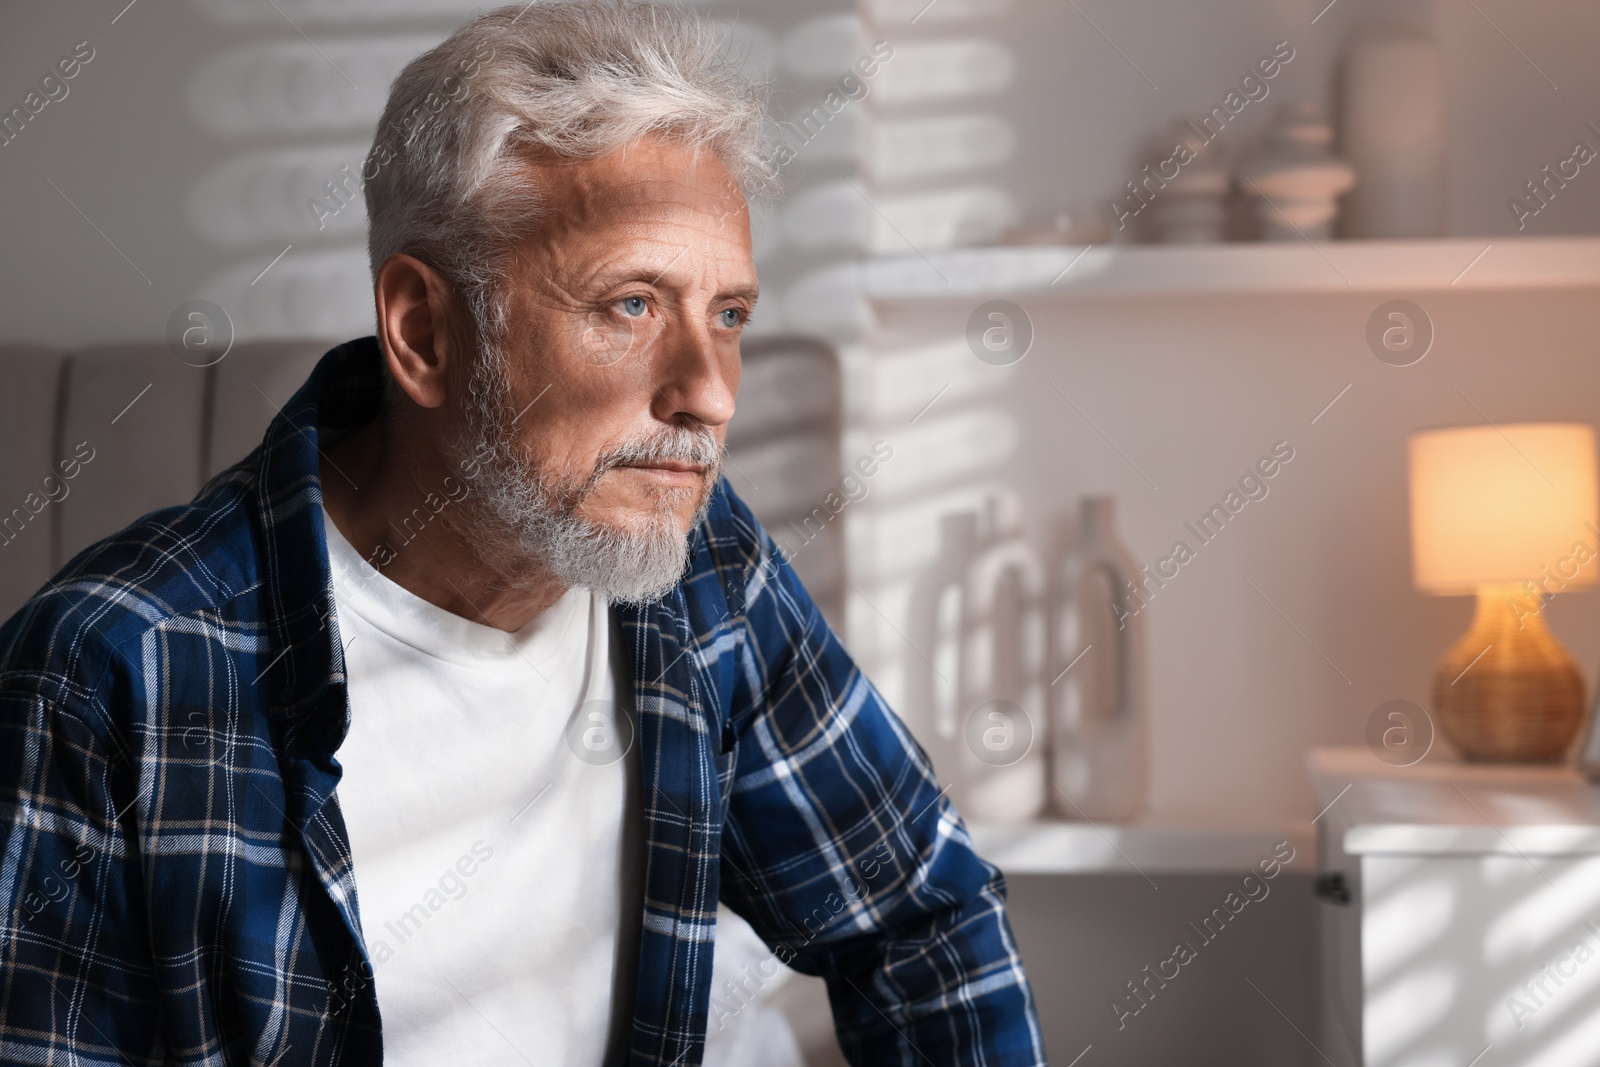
[1315,872,1351,905]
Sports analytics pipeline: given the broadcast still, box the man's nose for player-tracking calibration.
[650,318,736,429]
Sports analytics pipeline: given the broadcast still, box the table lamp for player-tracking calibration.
[1409,423,1598,762]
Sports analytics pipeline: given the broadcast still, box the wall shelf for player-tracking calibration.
[864,237,1600,300]
[969,817,1313,876]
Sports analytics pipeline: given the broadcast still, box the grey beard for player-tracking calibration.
[448,334,724,606]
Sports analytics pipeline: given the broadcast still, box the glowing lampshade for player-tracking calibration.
[1410,423,1598,594]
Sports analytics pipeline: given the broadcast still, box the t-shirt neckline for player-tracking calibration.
[319,501,588,669]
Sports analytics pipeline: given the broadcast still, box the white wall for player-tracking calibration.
[856,287,1600,822]
[829,0,1600,823]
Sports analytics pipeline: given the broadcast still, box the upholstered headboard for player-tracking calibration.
[0,340,330,620]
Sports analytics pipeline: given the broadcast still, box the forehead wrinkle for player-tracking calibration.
[512,132,746,222]
[538,156,743,228]
[503,139,755,310]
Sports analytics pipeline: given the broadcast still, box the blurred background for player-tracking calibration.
[4,0,1600,1064]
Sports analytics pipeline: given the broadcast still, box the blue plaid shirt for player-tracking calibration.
[0,337,1044,1065]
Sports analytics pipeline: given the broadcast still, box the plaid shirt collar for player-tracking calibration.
[256,334,393,728]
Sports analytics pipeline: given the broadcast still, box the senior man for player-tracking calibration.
[0,3,1043,1064]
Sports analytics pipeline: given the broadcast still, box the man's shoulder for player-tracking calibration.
[0,461,269,709]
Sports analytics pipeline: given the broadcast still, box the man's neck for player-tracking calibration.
[318,414,570,632]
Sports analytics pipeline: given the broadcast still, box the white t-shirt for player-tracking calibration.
[320,504,642,1065]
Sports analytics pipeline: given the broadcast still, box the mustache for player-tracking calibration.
[546,424,724,507]
[595,426,724,475]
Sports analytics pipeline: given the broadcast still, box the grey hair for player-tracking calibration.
[363,0,777,408]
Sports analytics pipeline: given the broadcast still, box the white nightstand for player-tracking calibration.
[1307,747,1600,1067]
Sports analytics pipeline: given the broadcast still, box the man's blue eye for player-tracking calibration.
[720,308,744,327]
[620,296,648,317]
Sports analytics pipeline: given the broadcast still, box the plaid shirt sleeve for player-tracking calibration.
[0,684,163,1063]
[712,491,1046,1066]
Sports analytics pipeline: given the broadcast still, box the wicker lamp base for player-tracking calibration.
[1431,585,1587,763]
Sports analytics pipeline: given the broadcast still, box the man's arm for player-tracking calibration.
[0,690,161,1064]
[714,497,1047,1066]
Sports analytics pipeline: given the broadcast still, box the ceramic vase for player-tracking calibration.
[1239,101,1356,240]
[1050,497,1149,822]
[1150,120,1230,243]
[956,493,1050,822]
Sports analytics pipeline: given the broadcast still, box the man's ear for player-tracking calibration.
[374,253,465,410]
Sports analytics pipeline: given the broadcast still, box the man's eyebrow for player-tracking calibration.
[584,261,759,305]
